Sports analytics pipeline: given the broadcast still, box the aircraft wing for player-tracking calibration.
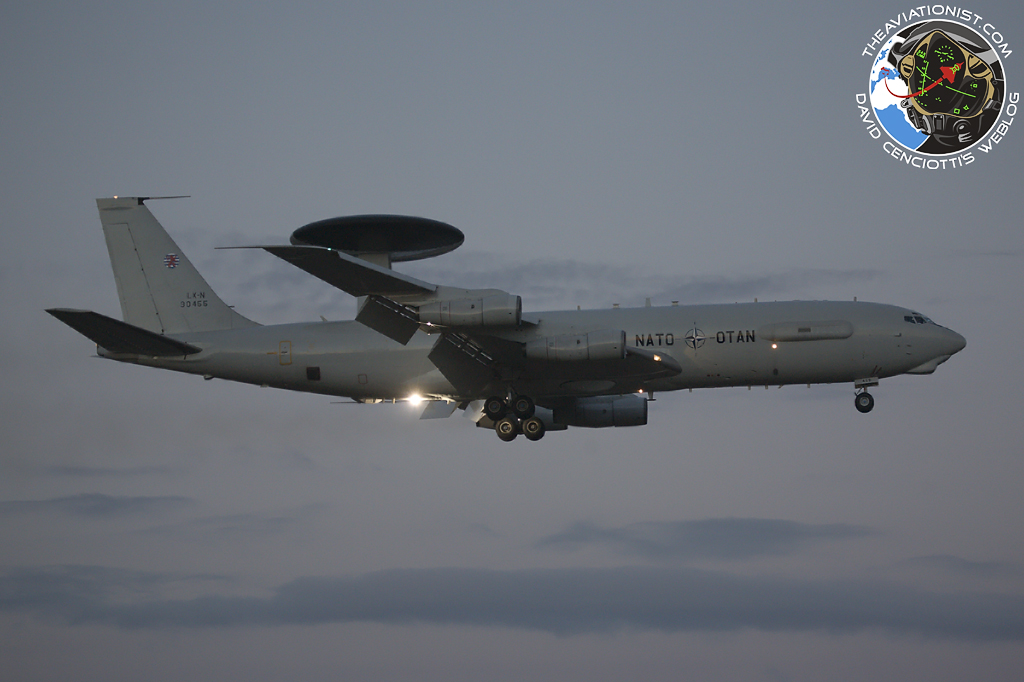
[227,243,679,399]
[228,244,536,347]
[427,331,682,399]
[223,244,439,344]
[249,245,436,298]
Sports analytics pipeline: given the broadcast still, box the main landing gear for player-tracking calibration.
[486,395,546,442]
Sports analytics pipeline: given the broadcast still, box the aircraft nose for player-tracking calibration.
[904,325,966,375]
[945,328,967,355]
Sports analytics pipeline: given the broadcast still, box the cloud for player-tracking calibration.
[142,506,323,540]
[197,241,883,321]
[0,566,230,616]
[652,269,880,306]
[43,465,180,478]
[1,564,1022,640]
[958,248,1024,259]
[536,518,874,562]
[405,254,880,310]
[898,555,1024,579]
[0,494,191,518]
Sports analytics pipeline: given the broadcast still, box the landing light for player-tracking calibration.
[771,343,778,349]
[407,394,424,405]
[653,355,661,361]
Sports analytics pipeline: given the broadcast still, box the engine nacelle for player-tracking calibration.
[553,394,648,428]
[525,329,626,362]
[418,294,522,327]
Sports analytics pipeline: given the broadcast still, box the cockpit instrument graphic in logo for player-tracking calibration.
[872,21,1004,153]
[858,9,1015,169]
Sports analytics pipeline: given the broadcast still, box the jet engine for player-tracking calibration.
[525,330,626,362]
[553,394,648,428]
[418,294,522,327]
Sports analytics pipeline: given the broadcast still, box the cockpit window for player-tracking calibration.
[904,313,933,324]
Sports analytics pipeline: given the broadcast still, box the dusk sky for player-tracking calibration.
[3,2,1023,680]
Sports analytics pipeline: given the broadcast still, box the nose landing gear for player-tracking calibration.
[854,378,878,414]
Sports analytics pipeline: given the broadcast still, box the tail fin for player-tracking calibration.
[98,197,257,334]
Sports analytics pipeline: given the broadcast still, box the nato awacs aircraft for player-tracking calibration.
[47,197,966,442]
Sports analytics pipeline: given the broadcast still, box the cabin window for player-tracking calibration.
[306,366,321,381]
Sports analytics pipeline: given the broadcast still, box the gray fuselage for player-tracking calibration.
[102,300,967,403]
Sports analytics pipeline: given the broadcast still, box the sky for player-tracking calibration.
[2,1,1023,680]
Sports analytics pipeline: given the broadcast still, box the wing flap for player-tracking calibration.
[355,295,422,345]
[46,309,202,357]
[419,400,459,419]
[427,333,501,396]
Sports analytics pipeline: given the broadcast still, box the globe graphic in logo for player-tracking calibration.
[869,20,1005,154]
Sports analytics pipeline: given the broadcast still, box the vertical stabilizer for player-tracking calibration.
[98,197,257,334]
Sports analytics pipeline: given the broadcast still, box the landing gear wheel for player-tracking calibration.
[511,395,535,419]
[484,396,508,420]
[522,416,546,441]
[855,391,875,414]
[495,416,519,442]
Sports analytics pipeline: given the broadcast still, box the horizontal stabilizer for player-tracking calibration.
[222,245,435,298]
[46,309,202,357]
